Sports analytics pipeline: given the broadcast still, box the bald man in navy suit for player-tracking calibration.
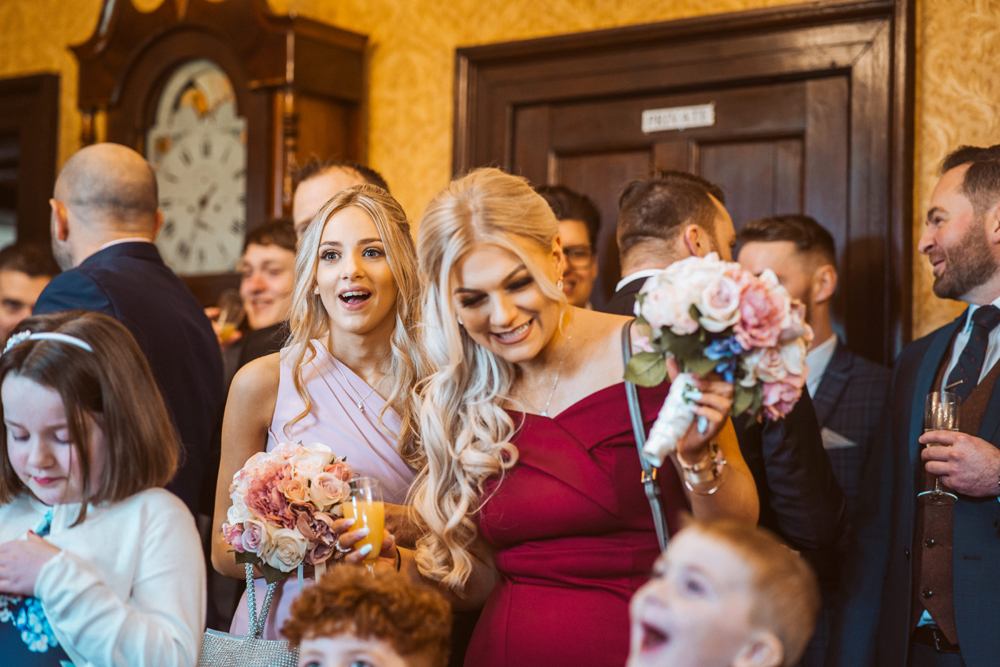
[35,143,223,517]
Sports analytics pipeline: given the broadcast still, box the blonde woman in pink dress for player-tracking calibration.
[211,185,423,639]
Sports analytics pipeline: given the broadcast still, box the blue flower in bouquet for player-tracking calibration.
[705,336,744,361]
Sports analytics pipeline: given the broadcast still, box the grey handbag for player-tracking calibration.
[198,564,300,667]
[622,321,670,550]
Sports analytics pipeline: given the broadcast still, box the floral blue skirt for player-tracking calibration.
[0,594,71,666]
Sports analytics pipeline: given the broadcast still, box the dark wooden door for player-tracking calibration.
[455,0,914,365]
[515,78,850,315]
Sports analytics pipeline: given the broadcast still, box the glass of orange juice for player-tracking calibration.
[343,477,384,573]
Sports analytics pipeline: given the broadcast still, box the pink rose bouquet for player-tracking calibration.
[627,253,813,465]
[221,441,353,583]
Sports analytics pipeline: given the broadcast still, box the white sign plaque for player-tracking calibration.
[641,103,715,134]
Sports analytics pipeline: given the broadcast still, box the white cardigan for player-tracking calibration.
[0,488,205,667]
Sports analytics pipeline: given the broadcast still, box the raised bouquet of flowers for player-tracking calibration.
[626,252,813,466]
[221,442,353,583]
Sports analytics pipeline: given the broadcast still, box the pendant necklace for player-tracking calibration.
[334,360,387,414]
[530,309,574,418]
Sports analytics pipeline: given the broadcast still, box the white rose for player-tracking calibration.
[780,338,808,377]
[227,493,252,524]
[263,528,309,572]
[289,451,327,478]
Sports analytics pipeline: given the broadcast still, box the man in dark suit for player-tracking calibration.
[606,172,845,559]
[830,145,1000,667]
[737,214,891,666]
[35,142,223,517]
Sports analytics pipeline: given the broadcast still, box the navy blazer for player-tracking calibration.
[829,311,1000,667]
[607,279,846,552]
[33,242,224,516]
[813,342,892,523]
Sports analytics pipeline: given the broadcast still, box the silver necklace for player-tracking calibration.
[333,360,386,414]
[529,310,574,418]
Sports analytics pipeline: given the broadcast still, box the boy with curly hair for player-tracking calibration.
[282,566,451,667]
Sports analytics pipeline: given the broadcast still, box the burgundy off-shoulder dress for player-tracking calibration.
[465,380,689,667]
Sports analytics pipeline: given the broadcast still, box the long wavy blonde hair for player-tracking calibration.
[285,184,423,466]
[411,168,566,590]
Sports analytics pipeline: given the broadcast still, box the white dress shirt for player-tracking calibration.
[615,269,665,294]
[806,334,839,397]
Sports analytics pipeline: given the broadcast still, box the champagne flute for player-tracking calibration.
[343,477,384,574]
[918,391,959,506]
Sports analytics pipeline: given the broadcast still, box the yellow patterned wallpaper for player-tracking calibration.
[1,0,999,340]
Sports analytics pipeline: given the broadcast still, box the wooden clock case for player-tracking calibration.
[71,0,367,304]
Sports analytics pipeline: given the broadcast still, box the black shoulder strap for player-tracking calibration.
[621,321,669,550]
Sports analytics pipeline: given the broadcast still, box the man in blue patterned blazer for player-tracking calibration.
[738,214,891,666]
[830,144,1000,667]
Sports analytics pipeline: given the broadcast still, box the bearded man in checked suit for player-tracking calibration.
[830,145,1000,667]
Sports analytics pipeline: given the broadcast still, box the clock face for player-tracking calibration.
[146,59,247,275]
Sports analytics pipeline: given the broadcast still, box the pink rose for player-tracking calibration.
[778,300,811,344]
[222,522,245,552]
[632,335,655,354]
[699,276,742,332]
[279,477,309,503]
[306,542,336,565]
[762,374,805,420]
[324,461,353,482]
[753,346,788,383]
[242,518,268,555]
[735,282,790,350]
[309,472,350,509]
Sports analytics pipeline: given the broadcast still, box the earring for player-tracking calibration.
[313,285,320,295]
[457,317,464,326]
[557,279,564,291]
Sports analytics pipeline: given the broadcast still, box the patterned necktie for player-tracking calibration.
[946,305,1000,402]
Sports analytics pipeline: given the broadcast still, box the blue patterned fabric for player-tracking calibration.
[0,509,72,666]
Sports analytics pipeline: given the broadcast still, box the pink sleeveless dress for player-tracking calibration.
[230,340,416,639]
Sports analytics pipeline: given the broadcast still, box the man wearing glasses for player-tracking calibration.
[536,185,601,309]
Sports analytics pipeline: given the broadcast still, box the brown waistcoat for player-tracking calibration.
[909,353,1000,643]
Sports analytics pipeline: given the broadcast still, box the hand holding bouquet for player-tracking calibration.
[627,253,813,466]
[221,442,355,583]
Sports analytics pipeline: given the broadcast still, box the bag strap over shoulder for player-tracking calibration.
[621,321,669,551]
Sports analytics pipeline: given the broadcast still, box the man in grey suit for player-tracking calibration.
[737,214,891,666]
[831,145,1000,667]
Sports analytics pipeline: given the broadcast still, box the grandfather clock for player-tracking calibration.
[71,0,366,303]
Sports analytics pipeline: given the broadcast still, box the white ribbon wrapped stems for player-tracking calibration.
[642,372,699,467]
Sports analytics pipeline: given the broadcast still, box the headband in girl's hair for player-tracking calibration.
[2,330,94,355]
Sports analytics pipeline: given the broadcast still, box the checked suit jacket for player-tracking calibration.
[813,342,892,525]
[829,310,1000,667]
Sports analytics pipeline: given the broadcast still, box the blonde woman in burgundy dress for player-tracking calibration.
[388,168,759,666]
[211,185,422,639]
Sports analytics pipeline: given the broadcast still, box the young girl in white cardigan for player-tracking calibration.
[0,311,205,667]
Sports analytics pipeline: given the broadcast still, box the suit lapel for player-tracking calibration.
[909,313,966,465]
[812,343,853,427]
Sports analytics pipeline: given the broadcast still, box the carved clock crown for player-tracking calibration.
[71,0,367,299]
